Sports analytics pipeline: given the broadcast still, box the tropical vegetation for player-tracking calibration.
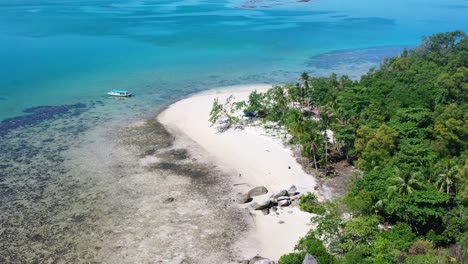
[210,31,467,263]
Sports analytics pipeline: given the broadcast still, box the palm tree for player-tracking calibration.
[299,72,312,110]
[387,167,422,197]
[319,110,334,166]
[419,160,439,183]
[435,159,460,194]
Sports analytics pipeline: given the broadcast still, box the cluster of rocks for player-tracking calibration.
[240,254,319,264]
[236,185,300,215]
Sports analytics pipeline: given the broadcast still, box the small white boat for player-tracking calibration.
[107,89,132,97]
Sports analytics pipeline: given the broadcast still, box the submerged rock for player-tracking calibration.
[248,186,268,197]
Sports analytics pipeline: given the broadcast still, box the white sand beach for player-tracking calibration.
[158,84,319,261]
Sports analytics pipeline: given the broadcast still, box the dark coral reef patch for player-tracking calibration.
[0,103,86,137]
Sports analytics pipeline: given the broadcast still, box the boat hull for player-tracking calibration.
[107,92,132,97]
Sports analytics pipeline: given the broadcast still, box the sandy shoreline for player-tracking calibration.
[158,84,319,261]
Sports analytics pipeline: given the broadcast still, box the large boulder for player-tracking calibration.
[288,185,297,196]
[249,256,265,264]
[254,259,275,264]
[278,200,291,207]
[271,189,288,198]
[236,192,251,204]
[248,186,269,197]
[302,254,320,264]
[277,196,291,201]
[251,199,271,210]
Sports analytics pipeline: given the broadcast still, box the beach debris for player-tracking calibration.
[271,189,288,198]
[288,185,297,196]
[248,186,268,197]
[236,192,252,204]
[302,254,320,264]
[251,199,271,210]
[261,208,270,215]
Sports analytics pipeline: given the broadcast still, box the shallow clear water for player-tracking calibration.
[0,0,467,262]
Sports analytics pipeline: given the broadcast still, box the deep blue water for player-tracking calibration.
[1,0,467,122]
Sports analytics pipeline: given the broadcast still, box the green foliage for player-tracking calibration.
[278,253,305,264]
[433,103,467,157]
[340,248,368,264]
[222,31,467,263]
[299,193,326,215]
[208,95,242,129]
[367,223,416,263]
[295,235,336,264]
[355,124,399,171]
[208,97,223,126]
[340,215,381,253]
[244,90,267,117]
[403,253,439,264]
[344,189,374,216]
[385,184,452,235]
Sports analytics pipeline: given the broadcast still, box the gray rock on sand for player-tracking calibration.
[236,192,251,204]
[302,254,320,264]
[271,189,288,198]
[291,195,301,201]
[277,196,290,201]
[255,259,275,264]
[248,186,268,197]
[251,199,271,210]
[288,185,297,196]
[249,256,265,264]
[278,200,291,207]
[271,206,278,212]
[261,208,270,215]
[164,197,175,203]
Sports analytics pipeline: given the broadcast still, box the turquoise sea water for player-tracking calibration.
[1,0,468,262]
[1,0,468,120]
